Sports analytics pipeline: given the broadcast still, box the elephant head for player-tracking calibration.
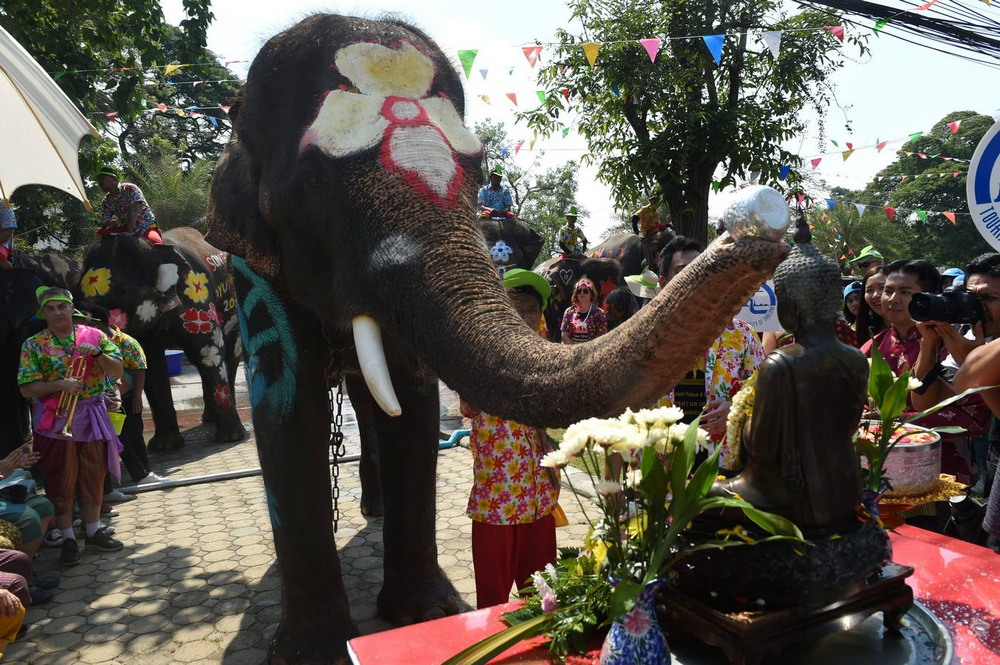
[79,236,189,335]
[206,13,788,429]
[478,217,544,271]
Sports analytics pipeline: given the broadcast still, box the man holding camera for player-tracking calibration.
[861,261,989,474]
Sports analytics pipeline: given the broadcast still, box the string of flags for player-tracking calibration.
[96,103,231,126]
[48,60,248,79]
[798,193,967,226]
[456,24,845,77]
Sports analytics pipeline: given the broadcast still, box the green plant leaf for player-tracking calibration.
[442,611,555,665]
[929,426,967,435]
[738,505,805,539]
[868,345,894,407]
[687,446,722,502]
[881,375,910,423]
[903,385,995,423]
[608,579,643,621]
[670,417,702,515]
[639,446,668,506]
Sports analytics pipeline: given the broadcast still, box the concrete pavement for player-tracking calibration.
[8,359,595,664]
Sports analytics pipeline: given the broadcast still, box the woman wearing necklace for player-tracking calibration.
[561,278,608,344]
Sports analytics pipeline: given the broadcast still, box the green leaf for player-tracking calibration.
[868,345,894,407]
[442,611,555,665]
[670,417,702,515]
[608,579,643,621]
[880,375,910,423]
[903,385,995,423]
[639,446,668,505]
[738,505,805,539]
[687,446,722,502]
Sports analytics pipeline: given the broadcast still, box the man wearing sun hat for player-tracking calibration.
[477,164,514,218]
[18,286,126,567]
[850,245,884,277]
[557,205,588,256]
[95,166,163,245]
[459,267,559,608]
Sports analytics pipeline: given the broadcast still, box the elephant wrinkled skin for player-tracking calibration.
[206,14,788,664]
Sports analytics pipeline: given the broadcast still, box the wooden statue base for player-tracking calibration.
[658,563,914,665]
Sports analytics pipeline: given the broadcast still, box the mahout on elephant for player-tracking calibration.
[0,253,81,455]
[534,255,623,341]
[79,228,246,450]
[478,217,543,272]
[205,13,788,664]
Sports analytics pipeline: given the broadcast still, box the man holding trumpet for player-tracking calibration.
[17,287,124,567]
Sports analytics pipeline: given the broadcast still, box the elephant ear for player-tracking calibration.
[206,140,280,278]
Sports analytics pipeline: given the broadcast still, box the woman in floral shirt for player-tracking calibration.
[460,269,559,609]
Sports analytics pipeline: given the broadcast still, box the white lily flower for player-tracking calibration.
[595,480,624,496]
[540,450,570,468]
[907,376,923,391]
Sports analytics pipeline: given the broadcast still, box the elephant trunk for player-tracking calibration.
[358,196,787,429]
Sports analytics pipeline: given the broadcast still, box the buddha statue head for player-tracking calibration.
[773,210,842,334]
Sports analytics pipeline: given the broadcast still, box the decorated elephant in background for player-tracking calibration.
[478,217,543,271]
[0,253,81,455]
[588,232,644,277]
[205,14,787,664]
[534,255,624,342]
[79,229,246,450]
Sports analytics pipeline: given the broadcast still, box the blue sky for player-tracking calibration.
[162,0,999,238]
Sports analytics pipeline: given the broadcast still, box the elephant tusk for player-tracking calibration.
[352,315,403,417]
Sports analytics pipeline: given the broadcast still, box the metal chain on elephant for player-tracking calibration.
[328,380,346,532]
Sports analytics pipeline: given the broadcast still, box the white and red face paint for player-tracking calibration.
[298,41,482,209]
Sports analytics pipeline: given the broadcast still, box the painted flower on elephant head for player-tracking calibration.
[200,345,221,367]
[181,308,214,334]
[81,267,112,297]
[184,271,210,303]
[136,300,157,324]
[214,385,231,407]
[109,309,128,331]
[211,327,224,348]
[299,40,482,209]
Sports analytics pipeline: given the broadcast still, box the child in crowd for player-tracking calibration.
[460,269,560,609]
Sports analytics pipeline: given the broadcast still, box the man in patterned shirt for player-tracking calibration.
[631,194,668,271]
[477,165,514,218]
[459,268,559,609]
[95,167,163,245]
[0,200,16,269]
[656,237,764,471]
[18,287,125,566]
[557,206,588,256]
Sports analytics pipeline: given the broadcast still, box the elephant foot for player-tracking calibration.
[268,619,357,665]
[201,408,218,424]
[359,495,383,517]
[377,566,460,626]
[215,422,249,443]
[148,431,185,452]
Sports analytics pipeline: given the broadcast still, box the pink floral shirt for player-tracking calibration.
[464,410,559,526]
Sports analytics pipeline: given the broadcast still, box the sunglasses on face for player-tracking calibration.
[577,288,591,294]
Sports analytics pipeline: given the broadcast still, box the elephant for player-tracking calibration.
[78,229,247,450]
[0,253,81,455]
[535,255,624,341]
[204,13,787,664]
[588,232,644,277]
[478,217,543,271]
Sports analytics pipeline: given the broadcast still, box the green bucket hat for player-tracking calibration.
[566,205,579,217]
[95,166,120,180]
[490,165,503,177]
[35,286,74,318]
[503,268,551,310]
[850,245,884,265]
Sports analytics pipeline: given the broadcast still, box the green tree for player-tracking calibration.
[520,0,866,245]
[475,120,581,264]
[126,154,215,231]
[852,111,993,268]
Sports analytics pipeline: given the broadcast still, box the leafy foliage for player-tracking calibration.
[850,112,994,267]
[126,154,215,231]
[518,0,867,244]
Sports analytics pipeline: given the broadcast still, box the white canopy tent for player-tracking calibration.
[0,24,101,209]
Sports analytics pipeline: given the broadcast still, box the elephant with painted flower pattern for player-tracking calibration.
[79,228,246,449]
[206,14,788,664]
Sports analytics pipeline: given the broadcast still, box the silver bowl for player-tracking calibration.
[858,421,942,496]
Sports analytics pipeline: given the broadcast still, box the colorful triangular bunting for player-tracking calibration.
[702,35,724,65]
[457,50,478,79]
[855,203,867,217]
[639,38,662,63]
[761,31,782,58]
[522,46,542,68]
[948,120,962,135]
[884,206,896,221]
[582,42,601,68]
[823,25,845,42]
[505,93,518,106]
[943,211,957,224]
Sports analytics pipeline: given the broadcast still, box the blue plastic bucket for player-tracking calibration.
[165,349,184,376]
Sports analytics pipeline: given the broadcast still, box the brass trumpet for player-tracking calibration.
[57,357,88,437]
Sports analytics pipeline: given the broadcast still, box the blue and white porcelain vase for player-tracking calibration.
[599,579,670,665]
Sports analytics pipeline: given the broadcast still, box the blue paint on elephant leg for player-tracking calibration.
[264,483,282,529]
[231,256,299,426]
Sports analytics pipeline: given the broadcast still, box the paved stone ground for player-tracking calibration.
[8,361,596,664]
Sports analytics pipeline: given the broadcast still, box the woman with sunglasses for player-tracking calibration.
[560,278,607,344]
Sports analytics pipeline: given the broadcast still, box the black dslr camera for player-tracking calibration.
[909,286,984,324]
